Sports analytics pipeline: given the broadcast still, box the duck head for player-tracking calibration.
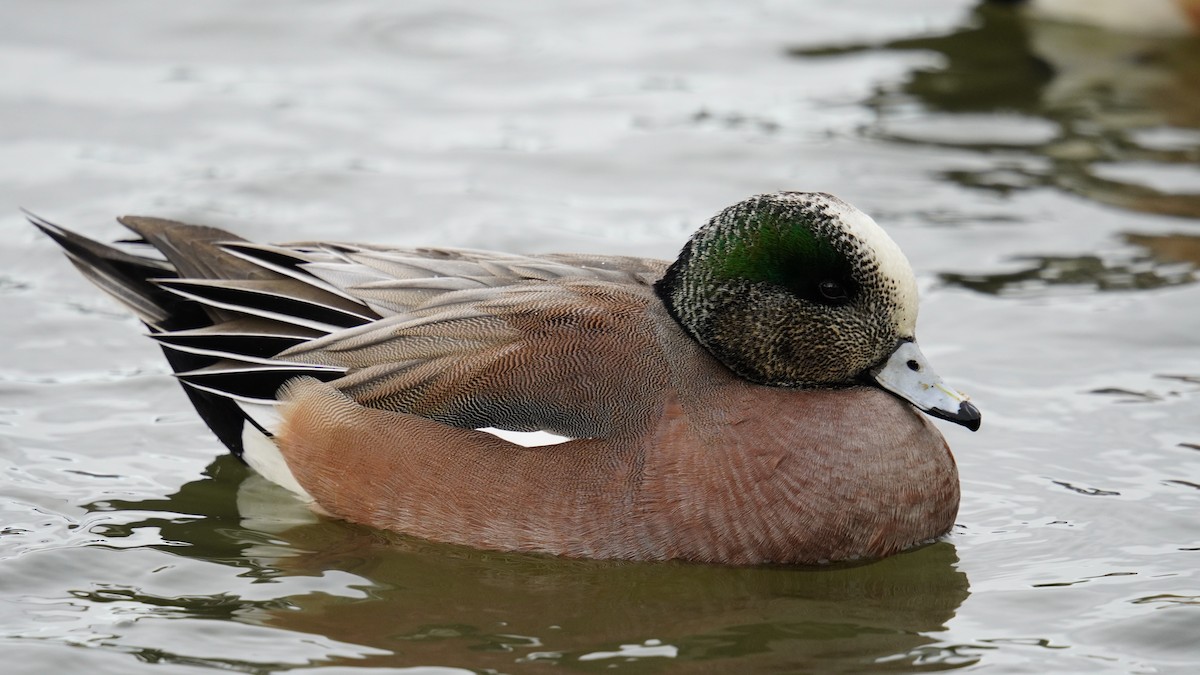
[655,191,981,431]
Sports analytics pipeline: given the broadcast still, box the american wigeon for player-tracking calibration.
[31,192,979,565]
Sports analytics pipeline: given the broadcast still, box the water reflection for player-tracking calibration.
[83,458,973,673]
[939,232,1199,295]
[791,2,1200,218]
[1125,231,1200,265]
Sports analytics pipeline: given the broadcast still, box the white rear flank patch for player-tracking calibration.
[241,424,314,502]
[476,427,576,447]
[237,399,284,433]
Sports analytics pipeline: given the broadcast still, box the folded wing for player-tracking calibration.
[31,213,670,451]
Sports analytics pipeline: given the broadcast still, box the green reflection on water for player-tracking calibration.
[77,457,975,673]
[793,2,1200,220]
[939,232,1199,295]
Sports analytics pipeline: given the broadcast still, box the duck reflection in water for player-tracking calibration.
[84,458,974,673]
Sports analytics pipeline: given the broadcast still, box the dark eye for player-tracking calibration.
[817,279,849,304]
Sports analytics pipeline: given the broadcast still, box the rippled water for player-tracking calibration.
[2,1,1198,673]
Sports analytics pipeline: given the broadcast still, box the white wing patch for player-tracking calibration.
[475,427,577,447]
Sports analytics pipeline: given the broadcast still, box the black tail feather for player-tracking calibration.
[28,212,359,459]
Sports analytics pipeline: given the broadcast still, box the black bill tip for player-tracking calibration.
[930,400,982,432]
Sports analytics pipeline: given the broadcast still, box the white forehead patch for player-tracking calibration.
[810,193,919,334]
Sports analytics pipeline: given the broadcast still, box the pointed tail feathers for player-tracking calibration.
[29,213,375,457]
